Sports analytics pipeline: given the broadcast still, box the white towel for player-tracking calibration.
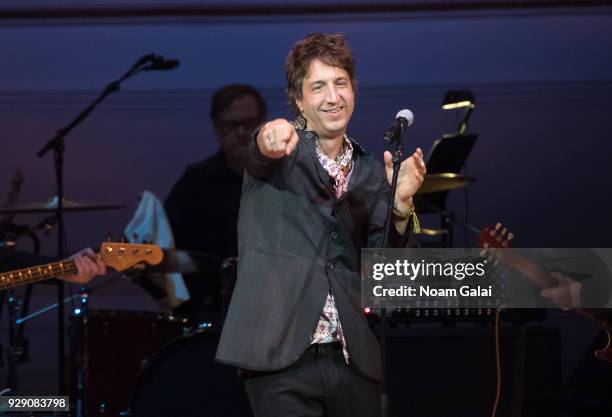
[124,190,190,309]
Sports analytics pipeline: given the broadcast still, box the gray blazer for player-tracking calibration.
[216,129,410,382]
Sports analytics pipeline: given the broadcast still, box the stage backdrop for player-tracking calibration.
[1,2,611,397]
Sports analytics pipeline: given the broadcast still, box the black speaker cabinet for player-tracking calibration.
[385,325,562,417]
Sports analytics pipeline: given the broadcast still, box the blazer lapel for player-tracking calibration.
[301,131,335,197]
[344,139,372,196]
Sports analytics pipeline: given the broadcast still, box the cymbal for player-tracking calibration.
[416,173,474,194]
[0,195,124,214]
[418,228,449,236]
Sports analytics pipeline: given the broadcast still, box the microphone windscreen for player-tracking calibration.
[396,109,414,127]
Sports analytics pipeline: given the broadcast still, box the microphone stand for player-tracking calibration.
[35,53,163,398]
[380,126,405,417]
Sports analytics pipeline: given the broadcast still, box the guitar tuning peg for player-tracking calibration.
[494,252,502,266]
[495,223,501,231]
[507,233,514,241]
[501,228,507,236]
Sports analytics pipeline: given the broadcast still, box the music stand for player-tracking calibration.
[415,133,477,246]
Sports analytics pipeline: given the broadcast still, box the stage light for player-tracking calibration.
[442,90,475,110]
[442,90,476,134]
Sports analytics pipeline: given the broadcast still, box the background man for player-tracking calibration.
[165,84,267,323]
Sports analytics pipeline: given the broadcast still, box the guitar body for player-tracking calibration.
[578,309,612,363]
[479,223,612,364]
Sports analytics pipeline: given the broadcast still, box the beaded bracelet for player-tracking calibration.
[393,205,421,234]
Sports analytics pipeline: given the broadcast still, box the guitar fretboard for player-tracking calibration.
[0,260,77,290]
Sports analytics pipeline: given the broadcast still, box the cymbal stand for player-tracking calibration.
[4,289,30,393]
[72,287,90,417]
[1,231,41,394]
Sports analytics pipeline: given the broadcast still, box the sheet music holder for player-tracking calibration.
[415,133,477,213]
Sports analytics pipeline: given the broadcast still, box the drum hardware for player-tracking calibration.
[1,217,57,243]
[1,169,30,394]
[0,195,124,215]
[415,203,482,248]
[128,327,252,417]
[69,309,192,417]
[415,173,474,195]
[1,221,55,368]
[3,289,30,393]
[5,282,124,404]
[415,133,477,247]
[72,287,90,417]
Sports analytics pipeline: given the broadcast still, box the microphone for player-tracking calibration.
[134,53,156,67]
[383,109,414,143]
[143,55,180,71]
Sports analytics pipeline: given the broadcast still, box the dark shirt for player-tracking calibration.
[164,151,243,320]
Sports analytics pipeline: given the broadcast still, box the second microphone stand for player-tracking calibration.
[35,53,171,398]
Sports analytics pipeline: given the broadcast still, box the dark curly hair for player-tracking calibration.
[285,33,357,116]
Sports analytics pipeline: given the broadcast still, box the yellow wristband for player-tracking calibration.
[393,205,421,234]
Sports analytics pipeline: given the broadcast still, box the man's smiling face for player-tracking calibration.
[296,58,354,140]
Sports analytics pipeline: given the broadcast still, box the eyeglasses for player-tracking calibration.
[217,117,261,134]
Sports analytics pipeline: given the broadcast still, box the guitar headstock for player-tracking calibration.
[479,222,514,249]
[478,223,514,265]
[99,242,163,271]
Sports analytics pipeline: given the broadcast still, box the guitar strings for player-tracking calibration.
[0,250,161,288]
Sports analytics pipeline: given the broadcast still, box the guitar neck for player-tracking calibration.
[499,249,558,289]
[0,259,77,290]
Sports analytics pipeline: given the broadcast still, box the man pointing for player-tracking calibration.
[217,33,426,417]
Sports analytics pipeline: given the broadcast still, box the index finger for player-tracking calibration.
[95,253,107,274]
[285,129,299,156]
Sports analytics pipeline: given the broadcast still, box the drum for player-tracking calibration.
[69,309,189,417]
[130,328,252,417]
